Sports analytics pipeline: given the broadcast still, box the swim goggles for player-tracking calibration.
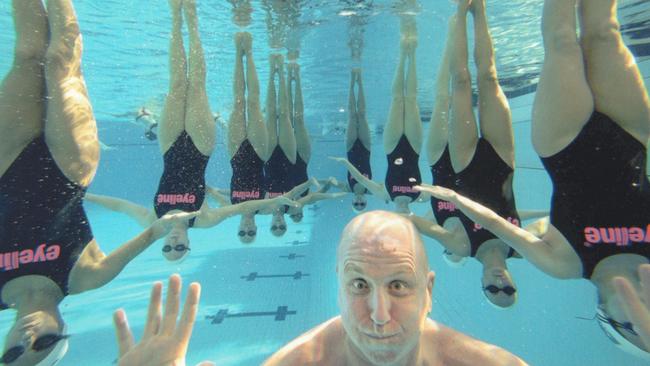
[483,285,517,296]
[162,244,190,253]
[1,327,69,365]
[595,306,650,360]
[271,224,287,231]
[238,230,256,237]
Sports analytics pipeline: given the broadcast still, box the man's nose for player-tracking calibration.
[370,289,391,326]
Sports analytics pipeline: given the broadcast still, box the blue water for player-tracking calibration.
[1,0,650,365]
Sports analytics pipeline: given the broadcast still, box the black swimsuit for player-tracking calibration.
[347,138,372,194]
[153,131,209,227]
[455,138,519,257]
[541,111,650,278]
[230,139,265,204]
[264,145,294,198]
[385,135,422,202]
[0,136,93,309]
[291,153,309,198]
[430,146,459,225]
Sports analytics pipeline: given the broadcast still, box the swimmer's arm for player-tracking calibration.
[416,185,580,278]
[285,178,317,199]
[518,210,549,221]
[85,193,153,227]
[320,177,351,193]
[70,228,160,292]
[196,196,298,228]
[407,214,460,252]
[297,192,347,207]
[206,186,231,207]
[329,157,388,200]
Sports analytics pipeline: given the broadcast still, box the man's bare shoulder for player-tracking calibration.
[262,316,345,366]
[423,319,529,366]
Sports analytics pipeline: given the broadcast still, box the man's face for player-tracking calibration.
[338,236,433,365]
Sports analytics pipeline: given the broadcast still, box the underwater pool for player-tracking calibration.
[1,0,650,365]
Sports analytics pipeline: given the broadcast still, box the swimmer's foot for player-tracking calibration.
[183,0,197,20]
[469,0,485,15]
[457,0,472,15]
[169,0,183,14]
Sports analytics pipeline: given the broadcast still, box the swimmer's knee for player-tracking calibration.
[580,20,620,46]
[45,32,82,72]
[543,28,580,54]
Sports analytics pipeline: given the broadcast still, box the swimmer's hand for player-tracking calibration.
[328,156,346,163]
[114,274,214,366]
[150,212,199,241]
[613,264,650,350]
[414,184,457,202]
[271,196,299,208]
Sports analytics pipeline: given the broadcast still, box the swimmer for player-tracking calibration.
[135,107,159,141]
[343,68,373,213]
[228,31,287,244]
[263,211,529,365]
[417,0,650,357]
[330,12,427,215]
[264,52,297,237]
[410,3,545,308]
[0,1,192,365]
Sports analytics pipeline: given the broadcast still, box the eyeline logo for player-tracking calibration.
[0,244,61,271]
[583,226,650,247]
[157,193,196,205]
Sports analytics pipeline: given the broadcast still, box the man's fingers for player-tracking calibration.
[142,282,163,340]
[161,274,183,335]
[175,282,201,349]
[113,309,136,356]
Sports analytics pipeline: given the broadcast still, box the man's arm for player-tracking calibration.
[415,184,581,279]
[85,193,153,228]
[329,156,388,201]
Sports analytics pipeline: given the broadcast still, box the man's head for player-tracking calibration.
[336,210,434,365]
[481,267,517,308]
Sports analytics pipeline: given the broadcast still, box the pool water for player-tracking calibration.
[1,1,650,365]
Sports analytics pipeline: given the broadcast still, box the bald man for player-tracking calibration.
[263,210,528,365]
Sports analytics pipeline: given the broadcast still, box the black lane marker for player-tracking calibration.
[241,271,310,281]
[206,306,297,324]
[279,253,305,260]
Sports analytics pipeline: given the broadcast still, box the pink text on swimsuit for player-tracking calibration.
[0,244,61,272]
[583,225,650,247]
[157,193,196,205]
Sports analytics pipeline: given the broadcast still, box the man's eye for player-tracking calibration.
[351,279,368,291]
[390,281,408,292]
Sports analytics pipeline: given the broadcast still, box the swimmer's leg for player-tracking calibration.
[289,63,311,163]
[472,0,514,168]
[346,69,360,151]
[449,0,479,172]
[265,54,279,149]
[159,0,188,155]
[579,0,650,145]
[383,37,407,154]
[532,0,593,157]
[228,32,247,159]
[426,16,454,166]
[44,0,99,187]
[0,0,48,176]
[243,33,269,161]
[183,0,215,156]
[356,69,372,152]
[276,55,297,163]
[403,33,423,155]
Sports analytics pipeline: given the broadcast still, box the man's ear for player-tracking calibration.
[427,271,435,312]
